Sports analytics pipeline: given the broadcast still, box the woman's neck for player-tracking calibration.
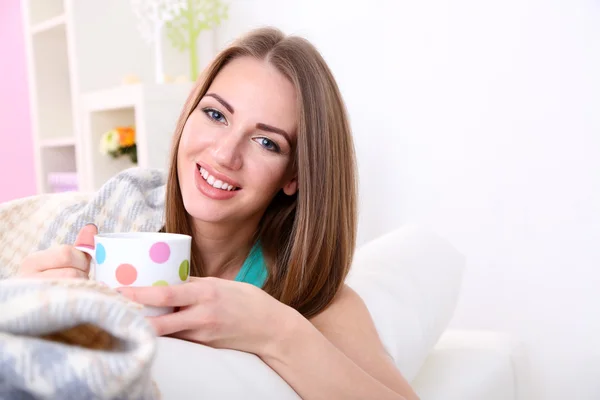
[192,220,258,279]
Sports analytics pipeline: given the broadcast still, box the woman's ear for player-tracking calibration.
[282,176,298,196]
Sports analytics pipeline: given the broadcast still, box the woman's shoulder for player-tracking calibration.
[309,285,367,327]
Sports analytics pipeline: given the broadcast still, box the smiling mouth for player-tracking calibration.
[197,164,241,191]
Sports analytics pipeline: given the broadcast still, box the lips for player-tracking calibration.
[193,164,239,200]
[196,164,240,191]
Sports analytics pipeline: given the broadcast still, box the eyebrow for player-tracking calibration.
[256,123,292,145]
[205,93,234,114]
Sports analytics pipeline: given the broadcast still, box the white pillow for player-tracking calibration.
[346,224,465,382]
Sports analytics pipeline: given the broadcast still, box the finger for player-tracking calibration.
[40,267,89,280]
[56,245,90,273]
[169,330,202,342]
[19,251,49,274]
[22,245,89,274]
[74,224,98,260]
[147,308,199,337]
[117,283,198,307]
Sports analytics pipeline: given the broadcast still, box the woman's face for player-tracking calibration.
[177,56,298,226]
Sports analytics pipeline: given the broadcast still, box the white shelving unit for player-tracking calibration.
[21,0,213,194]
[81,83,193,191]
[30,14,66,35]
[21,0,74,193]
[40,137,76,148]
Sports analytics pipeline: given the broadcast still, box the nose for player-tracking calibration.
[211,130,243,171]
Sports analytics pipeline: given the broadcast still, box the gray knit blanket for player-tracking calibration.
[0,168,169,399]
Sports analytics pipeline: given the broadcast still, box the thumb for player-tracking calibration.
[74,224,98,254]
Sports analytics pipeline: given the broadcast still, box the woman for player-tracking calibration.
[19,27,418,400]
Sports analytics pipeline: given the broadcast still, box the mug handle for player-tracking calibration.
[75,245,95,261]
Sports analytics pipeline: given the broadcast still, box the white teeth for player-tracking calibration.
[198,165,237,191]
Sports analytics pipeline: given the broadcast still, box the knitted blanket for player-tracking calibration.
[0,168,169,399]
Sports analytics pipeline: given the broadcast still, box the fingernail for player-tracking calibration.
[85,223,98,230]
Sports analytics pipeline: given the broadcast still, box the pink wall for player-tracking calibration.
[0,0,36,203]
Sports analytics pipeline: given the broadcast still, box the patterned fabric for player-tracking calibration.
[0,279,158,400]
[0,167,167,280]
[0,167,168,399]
[0,191,91,280]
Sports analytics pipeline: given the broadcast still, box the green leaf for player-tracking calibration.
[166,15,190,51]
[165,0,229,62]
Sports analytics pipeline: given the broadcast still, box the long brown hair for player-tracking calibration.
[164,27,357,318]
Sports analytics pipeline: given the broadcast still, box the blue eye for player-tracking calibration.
[203,108,227,124]
[254,137,281,153]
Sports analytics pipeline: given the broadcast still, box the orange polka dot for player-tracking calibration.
[115,263,137,286]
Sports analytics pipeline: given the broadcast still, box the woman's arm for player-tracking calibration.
[118,279,418,399]
[261,285,419,400]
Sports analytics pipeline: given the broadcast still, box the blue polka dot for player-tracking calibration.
[96,243,106,264]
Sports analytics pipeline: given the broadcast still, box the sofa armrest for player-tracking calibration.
[151,337,299,399]
[411,329,533,400]
[152,330,533,400]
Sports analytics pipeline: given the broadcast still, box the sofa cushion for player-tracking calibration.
[152,337,300,399]
[411,330,527,400]
[346,225,465,381]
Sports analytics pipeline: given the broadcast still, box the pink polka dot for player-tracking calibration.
[115,263,137,286]
[149,242,170,263]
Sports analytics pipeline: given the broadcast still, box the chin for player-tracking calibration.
[182,194,230,223]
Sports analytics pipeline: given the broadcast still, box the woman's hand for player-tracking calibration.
[117,277,302,356]
[17,224,97,279]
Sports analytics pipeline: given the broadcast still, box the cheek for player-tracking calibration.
[176,134,191,183]
[178,113,214,155]
[251,158,291,191]
[178,126,198,156]
[176,124,200,185]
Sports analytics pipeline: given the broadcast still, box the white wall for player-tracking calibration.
[215,0,600,398]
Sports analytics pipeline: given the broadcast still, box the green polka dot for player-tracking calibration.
[152,280,169,286]
[179,260,190,281]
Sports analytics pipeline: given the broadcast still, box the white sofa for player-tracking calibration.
[153,330,528,399]
[151,225,532,399]
[0,191,531,398]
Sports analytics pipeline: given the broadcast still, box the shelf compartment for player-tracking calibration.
[80,83,193,191]
[84,107,137,190]
[31,22,73,142]
[40,136,76,148]
[40,146,77,193]
[27,0,65,27]
[47,171,78,193]
[31,14,66,35]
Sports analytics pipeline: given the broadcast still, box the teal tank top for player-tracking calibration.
[234,243,267,288]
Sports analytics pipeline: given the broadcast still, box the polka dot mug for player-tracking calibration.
[76,232,192,316]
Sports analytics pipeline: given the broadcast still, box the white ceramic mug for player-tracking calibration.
[76,232,192,316]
